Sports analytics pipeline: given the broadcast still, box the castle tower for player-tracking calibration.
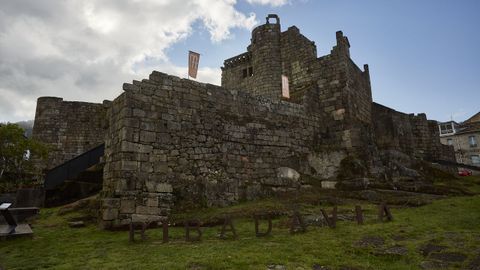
[248,14,283,99]
[221,14,283,100]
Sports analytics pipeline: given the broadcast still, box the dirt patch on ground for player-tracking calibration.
[468,254,480,270]
[418,243,447,257]
[355,235,385,248]
[375,245,408,256]
[419,260,449,269]
[429,252,467,263]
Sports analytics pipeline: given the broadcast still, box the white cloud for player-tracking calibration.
[0,0,261,122]
[246,0,290,7]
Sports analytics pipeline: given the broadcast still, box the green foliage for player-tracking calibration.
[0,123,48,191]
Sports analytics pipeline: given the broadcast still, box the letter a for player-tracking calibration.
[220,216,237,239]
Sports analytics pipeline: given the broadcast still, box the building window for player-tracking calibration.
[469,136,477,147]
[439,123,455,135]
[447,138,453,145]
[471,155,480,165]
[242,67,254,79]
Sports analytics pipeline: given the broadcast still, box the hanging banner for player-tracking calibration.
[188,51,200,79]
[282,75,290,98]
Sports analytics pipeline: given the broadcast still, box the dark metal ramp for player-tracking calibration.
[431,159,480,172]
[44,144,105,190]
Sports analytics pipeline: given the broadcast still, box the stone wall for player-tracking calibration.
[221,19,373,159]
[100,71,335,228]
[304,31,373,159]
[101,17,389,227]
[221,52,254,94]
[32,97,110,169]
[223,23,373,152]
[372,102,415,156]
[372,102,454,162]
[279,26,317,100]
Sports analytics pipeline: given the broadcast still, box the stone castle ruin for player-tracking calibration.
[32,15,455,228]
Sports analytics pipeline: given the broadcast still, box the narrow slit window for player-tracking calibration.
[242,68,248,78]
[248,67,253,77]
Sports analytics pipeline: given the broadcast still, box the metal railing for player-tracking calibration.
[430,159,480,172]
[44,144,105,190]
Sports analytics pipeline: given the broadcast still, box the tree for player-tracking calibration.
[0,123,48,188]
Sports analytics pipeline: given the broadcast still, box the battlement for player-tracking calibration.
[222,52,252,68]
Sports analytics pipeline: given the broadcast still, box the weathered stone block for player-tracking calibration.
[121,160,138,171]
[102,208,118,221]
[121,141,153,153]
[156,183,173,193]
[120,199,135,214]
[136,206,160,215]
[133,108,146,117]
[146,197,159,207]
[102,198,120,208]
[321,181,337,189]
[140,131,156,143]
[131,214,162,223]
[154,162,169,173]
[333,108,345,120]
[276,167,300,182]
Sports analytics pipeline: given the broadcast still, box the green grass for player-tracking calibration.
[1,175,480,269]
[1,194,480,269]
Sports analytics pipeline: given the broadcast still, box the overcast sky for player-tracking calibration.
[0,0,479,123]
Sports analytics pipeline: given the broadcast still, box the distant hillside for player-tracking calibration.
[16,120,34,138]
[1,120,34,138]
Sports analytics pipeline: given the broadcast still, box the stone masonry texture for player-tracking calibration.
[31,15,455,228]
[32,97,110,169]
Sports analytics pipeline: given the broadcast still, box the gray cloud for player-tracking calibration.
[0,0,270,122]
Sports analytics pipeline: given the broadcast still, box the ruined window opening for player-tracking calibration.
[447,138,453,146]
[242,67,253,79]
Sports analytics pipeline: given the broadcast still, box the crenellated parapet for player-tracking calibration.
[222,52,252,69]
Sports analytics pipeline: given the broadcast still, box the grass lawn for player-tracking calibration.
[1,177,480,269]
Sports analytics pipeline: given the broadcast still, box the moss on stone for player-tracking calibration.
[337,155,368,180]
